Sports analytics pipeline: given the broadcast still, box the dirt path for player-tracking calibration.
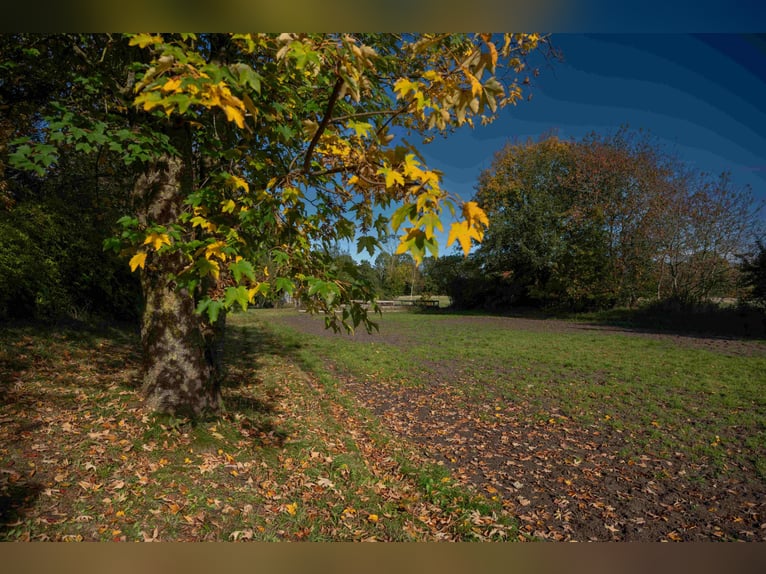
[276,312,766,541]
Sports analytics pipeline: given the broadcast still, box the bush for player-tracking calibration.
[741,240,766,309]
[0,202,141,322]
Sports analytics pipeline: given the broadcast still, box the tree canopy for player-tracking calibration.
[4,33,550,417]
[471,129,762,310]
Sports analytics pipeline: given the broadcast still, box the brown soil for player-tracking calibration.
[276,312,766,542]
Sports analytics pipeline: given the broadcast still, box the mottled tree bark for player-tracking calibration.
[134,124,222,418]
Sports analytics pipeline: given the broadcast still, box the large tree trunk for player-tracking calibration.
[134,124,222,418]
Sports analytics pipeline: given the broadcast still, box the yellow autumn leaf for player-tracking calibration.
[222,103,245,129]
[143,232,171,251]
[285,502,298,516]
[230,175,249,192]
[377,167,404,188]
[139,96,161,113]
[447,220,482,256]
[367,514,379,523]
[462,200,489,228]
[466,70,483,97]
[128,33,163,48]
[402,154,424,180]
[393,77,416,99]
[205,241,228,261]
[129,252,147,272]
[221,199,236,213]
[488,42,498,70]
[190,215,217,232]
[161,77,183,93]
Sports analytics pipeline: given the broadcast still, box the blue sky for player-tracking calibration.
[358,33,766,260]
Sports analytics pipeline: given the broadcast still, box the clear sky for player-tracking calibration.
[371,33,766,260]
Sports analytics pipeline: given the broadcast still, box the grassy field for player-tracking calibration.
[266,310,766,476]
[2,308,765,541]
[258,309,766,541]
[0,316,513,542]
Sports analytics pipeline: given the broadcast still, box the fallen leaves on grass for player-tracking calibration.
[274,312,766,543]
[0,319,515,542]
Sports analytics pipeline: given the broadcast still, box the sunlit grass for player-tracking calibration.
[257,308,766,480]
[0,318,515,542]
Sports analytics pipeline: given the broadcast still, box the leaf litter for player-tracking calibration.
[271,311,766,542]
[0,320,513,541]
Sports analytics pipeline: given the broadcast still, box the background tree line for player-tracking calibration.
[331,128,766,314]
[425,129,765,312]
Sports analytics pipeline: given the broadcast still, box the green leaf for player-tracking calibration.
[224,286,250,312]
[116,216,139,228]
[275,277,295,295]
[390,204,416,232]
[195,257,220,279]
[356,235,379,257]
[128,33,163,48]
[230,259,256,283]
[207,300,224,323]
[419,212,444,240]
[348,120,372,138]
[102,237,122,253]
[272,250,290,265]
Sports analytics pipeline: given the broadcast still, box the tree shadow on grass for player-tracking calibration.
[578,303,766,342]
[212,318,306,448]
[0,318,142,392]
[0,480,42,539]
[429,303,766,343]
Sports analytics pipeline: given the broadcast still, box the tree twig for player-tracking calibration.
[302,75,344,173]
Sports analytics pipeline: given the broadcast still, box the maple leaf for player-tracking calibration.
[143,232,171,251]
[446,221,477,256]
[222,104,245,129]
[377,166,405,188]
[129,252,147,272]
[221,199,236,213]
[190,215,217,232]
[462,200,489,228]
[128,33,163,49]
[229,175,249,192]
[447,201,489,256]
[316,477,336,489]
[204,241,228,261]
[161,77,183,93]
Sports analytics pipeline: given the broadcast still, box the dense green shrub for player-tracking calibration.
[0,201,141,322]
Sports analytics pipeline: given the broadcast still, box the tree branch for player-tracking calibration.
[302,75,344,173]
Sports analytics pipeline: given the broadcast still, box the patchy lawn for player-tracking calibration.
[266,309,766,542]
[3,308,765,542]
[0,318,513,542]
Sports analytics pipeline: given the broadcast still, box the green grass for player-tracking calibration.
[3,309,764,542]
[256,309,766,481]
[0,317,515,542]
